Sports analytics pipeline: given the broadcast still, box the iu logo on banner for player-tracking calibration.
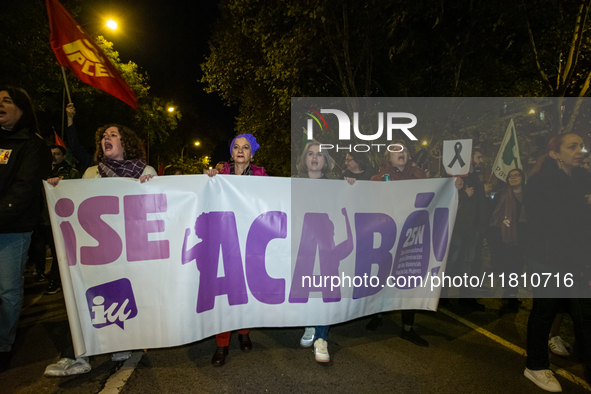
[85,279,138,329]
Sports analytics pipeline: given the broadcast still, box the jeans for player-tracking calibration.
[0,232,32,352]
[315,325,329,341]
[527,298,591,383]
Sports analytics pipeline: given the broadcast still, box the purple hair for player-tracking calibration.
[230,134,260,157]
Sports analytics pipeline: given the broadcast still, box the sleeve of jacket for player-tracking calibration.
[66,123,94,171]
[0,136,51,223]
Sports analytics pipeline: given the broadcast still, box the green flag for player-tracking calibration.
[493,119,522,182]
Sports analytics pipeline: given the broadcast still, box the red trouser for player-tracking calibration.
[216,329,250,346]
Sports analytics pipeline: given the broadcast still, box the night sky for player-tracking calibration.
[78,0,237,161]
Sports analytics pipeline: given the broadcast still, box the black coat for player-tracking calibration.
[453,171,490,235]
[524,159,591,281]
[0,127,51,233]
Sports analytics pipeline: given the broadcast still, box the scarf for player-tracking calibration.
[98,157,146,179]
[490,186,520,245]
[228,162,254,176]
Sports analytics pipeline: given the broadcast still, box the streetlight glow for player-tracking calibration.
[529,109,535,114]
[422,141,428,145]
[195,142,200,146]
[168,107,175,112]
[106,20,118,30]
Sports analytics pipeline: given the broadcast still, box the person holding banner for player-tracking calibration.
[294,140,339,362]
[0,86,52,373]
[367,141,429,347]
[44,124,154,376]
[370,141,425,182]
[523,133,591,392]
[80,124,156,181]
[488,168,526,311]
[343,151,373,183]
[204,134,266,366]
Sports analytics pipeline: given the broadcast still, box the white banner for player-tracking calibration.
[44,175,457,357]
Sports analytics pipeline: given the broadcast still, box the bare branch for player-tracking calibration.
[560,0,590,94]
[522,1,554,94]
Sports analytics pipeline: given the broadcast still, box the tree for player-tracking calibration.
[202,1,591,176]
[523,0,591,134]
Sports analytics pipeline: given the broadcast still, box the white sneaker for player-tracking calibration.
[524,368,562,392]
[44,357,91,377]
[314,338,330,363]
[548,336,570,357]
[300,327,315,347]
[111,351,132,362]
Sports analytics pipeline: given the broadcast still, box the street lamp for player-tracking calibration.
[106,20,118,30]
[181,141,201,159]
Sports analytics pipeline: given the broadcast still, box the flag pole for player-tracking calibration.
[61,66,72,103]
[61,88,65,137]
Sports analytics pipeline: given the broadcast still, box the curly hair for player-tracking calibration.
[93,124,146,163]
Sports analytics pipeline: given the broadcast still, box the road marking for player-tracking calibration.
[439,307,591,391]
[98,351,144,394]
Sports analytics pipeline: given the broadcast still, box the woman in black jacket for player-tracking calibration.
[488,168,527,310]
[0,86,51,372]
[523,133,591,392]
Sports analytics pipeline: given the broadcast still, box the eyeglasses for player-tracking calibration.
[507,173,521,179]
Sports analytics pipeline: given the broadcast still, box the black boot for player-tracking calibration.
[400,328,429,347]
[238,333,252,352]
[0,351,11,373]
[211,346,228,366]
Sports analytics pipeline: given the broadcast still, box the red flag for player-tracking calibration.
[157,162,164,176]
[45,0,138,109]
[54,130,66,148]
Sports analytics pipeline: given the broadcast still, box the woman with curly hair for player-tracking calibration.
[81,124,156,181]
[45,124,155,376]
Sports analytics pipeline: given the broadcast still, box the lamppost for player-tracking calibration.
[181,141,200,160]
[147,107,177,163]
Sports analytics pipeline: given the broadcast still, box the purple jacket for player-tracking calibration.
[220,162,267,176]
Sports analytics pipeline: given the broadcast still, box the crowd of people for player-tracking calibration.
[1,85,591,393]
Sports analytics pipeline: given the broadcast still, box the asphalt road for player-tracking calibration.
[2,267,590,394]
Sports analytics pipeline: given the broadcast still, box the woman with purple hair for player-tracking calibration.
[207,134,267,176]
[205,133,267,366]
